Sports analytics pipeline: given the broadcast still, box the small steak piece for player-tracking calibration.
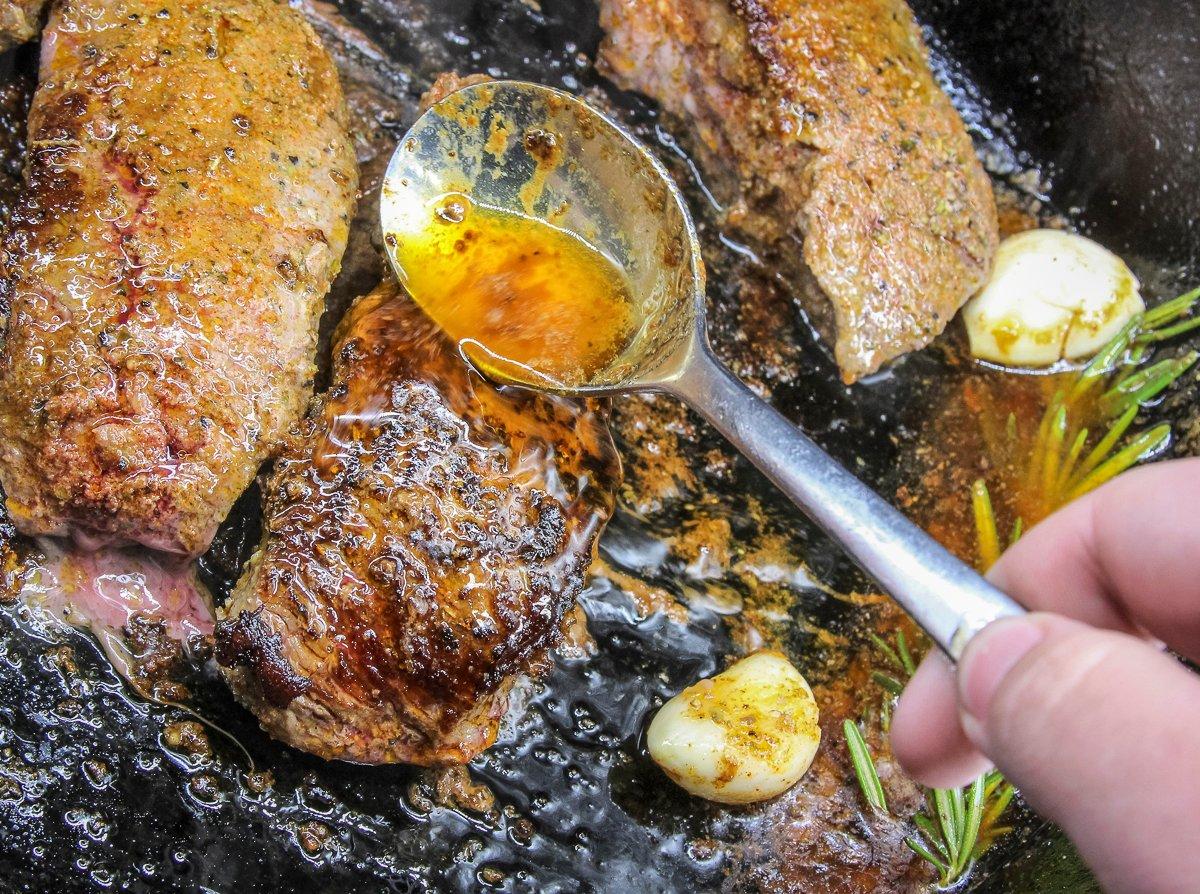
[599,0,998,382]
[0,0,357,555]
[0,0,45,50]
[216,283,620,765]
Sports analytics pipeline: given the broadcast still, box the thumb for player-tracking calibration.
[958,612,1200,894]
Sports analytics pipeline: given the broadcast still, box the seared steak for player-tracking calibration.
[599,0,998,382]
[0,0,44,50]
[0,0,357,555]
[216,283,619,765]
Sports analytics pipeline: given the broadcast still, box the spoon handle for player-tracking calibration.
[665,343,1024,660]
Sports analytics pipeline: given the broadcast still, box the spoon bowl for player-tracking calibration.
[381,80,701,393]
[382,80,1025,659]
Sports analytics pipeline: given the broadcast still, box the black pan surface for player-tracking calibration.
[0,1,1196,891]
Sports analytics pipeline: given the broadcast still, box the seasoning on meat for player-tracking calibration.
[216,282,620,766]
[599,0,999,382]
[0,0,358,555]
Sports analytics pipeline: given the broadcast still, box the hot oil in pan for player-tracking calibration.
[0,14,1007,894]
[388,193,638,387]
[0,0,1128,891]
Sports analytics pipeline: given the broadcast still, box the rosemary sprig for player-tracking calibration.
[905,776,992,886]
[850,288,1199,886]
[977,286,1200,537]
[847,632,1017,887]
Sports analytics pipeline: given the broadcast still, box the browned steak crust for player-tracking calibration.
[599,0,998,382]
[216,283,620,766]
[0,0,357,555]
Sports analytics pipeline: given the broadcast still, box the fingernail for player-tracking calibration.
[957,616,1045,723]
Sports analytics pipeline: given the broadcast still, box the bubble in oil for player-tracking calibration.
[435,193,470,225]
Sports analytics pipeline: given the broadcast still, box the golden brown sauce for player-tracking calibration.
[905,360,1098,566]
[388,193,638,387]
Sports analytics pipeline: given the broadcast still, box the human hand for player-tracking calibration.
[890,457,1200,894]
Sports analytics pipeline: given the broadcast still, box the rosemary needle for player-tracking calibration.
[867,632,905,673]
[1056,427,1090,498]
[844,720,887,813]
[1068,424,1171,499]
[1141,285,1200,328]
[971,479,1000,571]
[955,777,986,876]
[1137,314,1200,343]
[1074,405,1138,483]
[905,835,949,878]
[895,630,916,677]
[1008,516,1023,546]
[871,671,906,696]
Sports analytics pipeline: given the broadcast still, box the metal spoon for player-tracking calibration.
[381,80,1024,659]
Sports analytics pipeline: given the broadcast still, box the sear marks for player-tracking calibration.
[0,0,358,556]
[216,282,620,766]
[599,0,998,382]
[0,0,44,51]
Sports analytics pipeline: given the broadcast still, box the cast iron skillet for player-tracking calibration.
[0,1,1195,891]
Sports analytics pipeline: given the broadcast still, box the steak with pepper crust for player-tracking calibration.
[599,0,998,381]
[0,0,357,555]
[216,283,619,765]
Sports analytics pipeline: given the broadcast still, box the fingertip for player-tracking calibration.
[889,650,992,788]
[956,614,1048,729]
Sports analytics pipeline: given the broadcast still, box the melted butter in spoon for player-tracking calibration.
[387,193,638,387]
